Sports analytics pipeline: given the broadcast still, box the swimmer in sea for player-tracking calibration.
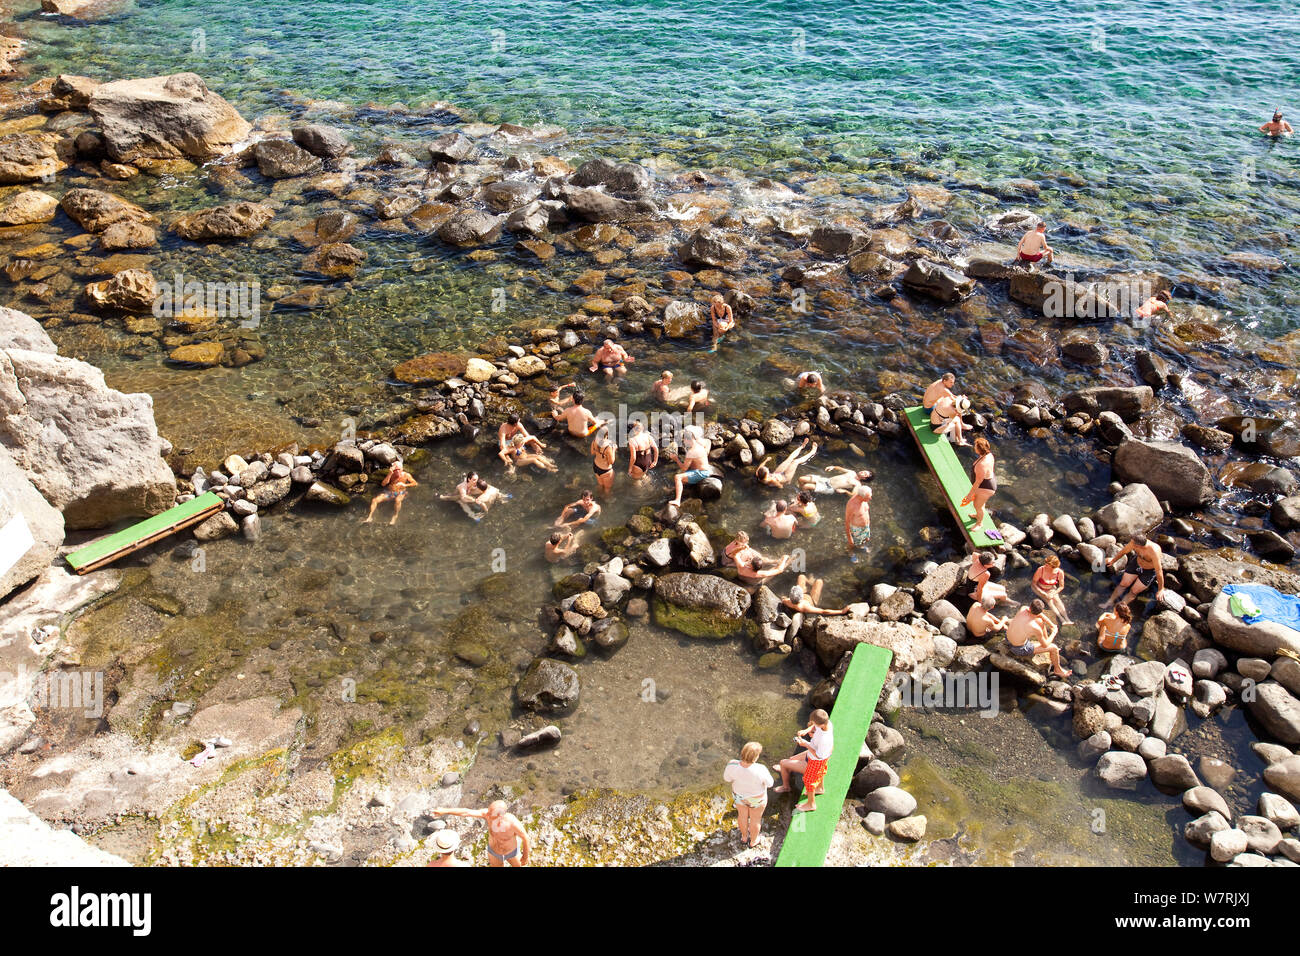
[1016,222,1054,265]
[755,438,818,489]
[1261,110,1294,137]
[589,339,633,379]
[709,293,735,353]
[626,419,659,481]
[685,379,711,415]
[795,370,825,395]
[761,500,799,539]
[930,393,970,446]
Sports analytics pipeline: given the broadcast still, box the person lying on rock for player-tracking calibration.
[782,575,849,616]
[1102,533,1166,609]
[1006,599,1071,679]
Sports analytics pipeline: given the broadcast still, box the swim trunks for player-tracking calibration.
[1122,556,1157,588]
[1017,252,1044,263]
[1008,640,1036,658]
[802,757,829,793]
[808,477,835,495]
[685,469,711,484]
[850,523,871,548]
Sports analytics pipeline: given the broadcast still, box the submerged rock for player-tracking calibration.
[516,658,580,714]
[171,201,274,241]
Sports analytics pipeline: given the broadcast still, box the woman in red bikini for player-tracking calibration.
[1032,553,1074,625]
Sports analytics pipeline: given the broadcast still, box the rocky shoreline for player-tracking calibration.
[1,55,1298,865]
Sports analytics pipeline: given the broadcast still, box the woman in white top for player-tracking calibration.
[723,742,775,847]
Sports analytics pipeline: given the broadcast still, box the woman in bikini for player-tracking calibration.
[967,551,996,595]
[498,415,557,474]
[1032,553,1074,625]
[930,393,970,446]
[961,436,999,535]
[723,530,755,567]
[1096,602,1132,652]
[590,427,616,496]
[790,489,820,527]
[626,419,659,481]
[755,438,818,489]
[973,564,1009,605]
[362,461,417,525]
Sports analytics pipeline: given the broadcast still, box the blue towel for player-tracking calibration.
[1223,583,1300,631]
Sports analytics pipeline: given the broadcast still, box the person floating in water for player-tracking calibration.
[755,438,817,489]
[797,465,871,497]
[589,339,633,379]
[960,436,999,534]
[782,575,849,616]
[1260,110,1293,137]
[555,490,602,529]
[362,460,418,525]
[708,293,735,353]
[1016,221,1054,265]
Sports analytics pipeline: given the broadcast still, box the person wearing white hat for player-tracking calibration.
[426,828,469,867]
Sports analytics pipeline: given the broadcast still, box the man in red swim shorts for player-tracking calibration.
[1016,222,1054,264]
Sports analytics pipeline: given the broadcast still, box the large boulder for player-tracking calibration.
[569,158,653,196]
[652,572,751,638]
[1264,755,1300,802]
[813,618,930,671]
[0,190,58,226]
[291,124,351,159]
[1246,682,1300,746]
[0,310,175,529]
[88,72,252,163]
[1181,551,1300,604]
[85,268,157,313]
[59,188,154,233]
[1062,386,1154,421]
[1113,440,1213,509]
[1207,591,1300,657]
[252,139,322,178]
[561,185,656,223]
[902,259,975,302]
[0,445,64,599]
[677,228,745,269]
[515,658,580,715]
[0,133,61,184]
[436,210,504,246]
[170,201,274,241]
[1094,483,1163,539]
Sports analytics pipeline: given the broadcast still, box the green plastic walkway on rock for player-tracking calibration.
[774,644,893,867]
[65,492,224,574]
[902,405,1002,549]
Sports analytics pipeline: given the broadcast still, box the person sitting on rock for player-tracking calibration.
[1016,222,1054,265]
[1032,553,1074,625]
[1006,599,1070,679]
[589,339,633,378]
[973,564,1010,606]
[723,530,756,567]
[545,529,582,563]
[708,293,735,353]
[773,709,833,812]
[555,490,602,529]
[966,597,1010,638]
[967,551,997,594]
[1096,602,1132,652]
[922,372,956,412]
[668,431,715,507]
[1103,533,1166,609]
[756,438,818,489]
[362,461,417,525]
[782,575,849,616]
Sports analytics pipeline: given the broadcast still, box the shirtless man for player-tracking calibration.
[685,379,711,414]
[844,484,872,560]
[782,575,849,616]
[1006,599,1070,679]
[426,829,469,867]
[1134,289,1171,325]
[560,390,601,437]
[796,370,825,395]
[1103,533,1166,608]
[626,419,659,481]
[362,461,417,525]
[1261,110,1294,137]
[430,801,531,868]
[555,490,602,529]
[545,529,582,563]
[549,382,576,420]
[761,500,799,539]
[590,427,616,496]
[797,465,872,497]
[1016,222,1054,265]
[708,293,735,353]
[589,339,633,378]
[922,372,957,412]
[668,431,714,507]
[736,551,792,586]
[966,598,1010,639]
[498,414,556,473]
[650,370,675,405]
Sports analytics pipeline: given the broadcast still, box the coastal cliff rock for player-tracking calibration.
[88,72,252,164]
[0,445,64,599]
[0,307,175,530]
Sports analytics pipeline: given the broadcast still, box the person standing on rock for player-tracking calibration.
[426,829,469,867]
[1103,533,1166,609]
[724,742,774,848]
[961,437,998,531]
[589,339,633,379]
[430,801,531,867]
[560,390,602,437]
[362,460,417,525]
[1016,222,1054,265]
[590,426,617,496]
[922,372,956,411]
[708,293,735,353]
[626,418,659,481]
[773,709,833,812]
[1096,602,1133,652]
[1006,599,1070,679]
[844,484,872,561]
[555,490,602,529]
[1032,553,1074,625]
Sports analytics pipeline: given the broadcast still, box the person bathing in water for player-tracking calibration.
[363,461,418,525]
[650,370,676,405]
[844,483,872,560]
[684,379,711,414]
[626,419,659,481]
[497,414,557,474]
[798,465,872,496]
[708,293,735,353]
[789,489,820,527]
[545,529,582,563]
[1261,110,1293,137]
[441,476,504,522]
[930,393,970,446]
[559,390,601,437]
[555,490,602,529]
[549,382,576,420]
[796,370,825,395]
[1016,221,1054,265]
[589,339,633,379]
[755,438,818,489]
[590,426,617,496]
[761,499,799,539]
[782,575,849,616]
[961,437,1000,538]
[1097,602,1133,652]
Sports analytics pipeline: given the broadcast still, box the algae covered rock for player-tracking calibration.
[652,572,751,638]
[516,658,580,714]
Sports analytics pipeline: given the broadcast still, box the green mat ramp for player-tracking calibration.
[775,644,893,867]
[65,492,224,574]
[902,405,1001,548]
